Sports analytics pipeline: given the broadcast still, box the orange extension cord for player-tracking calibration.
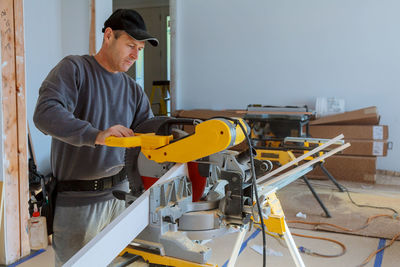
[358,232,400,267]
[253,223,347,257]
[287,213,400,266]
[292,232,346,257]
[287,214,394,232]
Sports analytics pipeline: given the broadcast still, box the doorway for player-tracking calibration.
[113,0,170,115]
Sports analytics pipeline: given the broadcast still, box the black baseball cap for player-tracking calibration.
[102,9,159,47]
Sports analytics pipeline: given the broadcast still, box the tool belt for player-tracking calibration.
[57,168,127,192]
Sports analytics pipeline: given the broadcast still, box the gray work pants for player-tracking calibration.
[52,199,126,266]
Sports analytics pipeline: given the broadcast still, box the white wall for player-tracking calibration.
[61,0,90,56]
[174,0,400,172]
[25,0,112,174]
[114,0,169,9]
[61,0,112,55]
[96,0,114,52]
[25,0,63,174]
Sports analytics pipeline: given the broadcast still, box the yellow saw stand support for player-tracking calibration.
[225,190,305,267]
[249,190,305,267]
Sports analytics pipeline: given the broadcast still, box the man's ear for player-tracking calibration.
[104,27,113,41]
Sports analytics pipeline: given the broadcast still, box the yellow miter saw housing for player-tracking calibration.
[105,117,248,163]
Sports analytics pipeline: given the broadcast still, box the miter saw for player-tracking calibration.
[106,117,272,265]
[64,116,350,267]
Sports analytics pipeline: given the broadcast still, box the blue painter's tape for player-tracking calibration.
[222,229,261,267]
[373,238,386,267]
[8,249,46,267]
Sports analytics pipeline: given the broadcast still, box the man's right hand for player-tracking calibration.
[95,125,134,145]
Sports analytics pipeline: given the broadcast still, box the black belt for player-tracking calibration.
[57,168,127,192]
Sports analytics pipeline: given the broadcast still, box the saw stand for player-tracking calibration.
[225,189,305,267]
[255,137,345,218]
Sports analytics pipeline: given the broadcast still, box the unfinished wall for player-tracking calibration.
[174,0,400,172]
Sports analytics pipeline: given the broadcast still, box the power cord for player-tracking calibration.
[296,178,399,216]
[236,119,267,267]
[253,223,346,258]
[340,183,399,215]
[289,177,400,266]
[287,213,398,233]
[211,117,267,267]
[295,232,346,258]
[288,214,400,266]
[358,231,400,267]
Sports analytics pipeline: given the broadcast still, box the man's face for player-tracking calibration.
[107,31,145,73]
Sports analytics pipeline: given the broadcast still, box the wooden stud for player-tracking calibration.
[0,0,21,263]
[0,0,29,263]
[13,0,29,258]
[89,0,96,55]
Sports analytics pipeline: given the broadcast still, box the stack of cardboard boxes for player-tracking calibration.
[307,106,389,183]
[173,107,389,184]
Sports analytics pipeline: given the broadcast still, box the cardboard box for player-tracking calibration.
[309,125,388,140]
[173,109,245,120]
[307,155,376,183]
[310,106,380,125]
[342,140,388,156]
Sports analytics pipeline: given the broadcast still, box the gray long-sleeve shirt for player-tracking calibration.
[34,55,153,205]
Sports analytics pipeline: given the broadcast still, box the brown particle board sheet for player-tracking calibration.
[278,182,400,240]
[310,106,380,125]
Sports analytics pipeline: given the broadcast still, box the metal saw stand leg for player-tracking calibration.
[301,175,331,218]
[300,161,345,218]
[319,162,344,192]
[227,224,249,267]
[283,221,305,267]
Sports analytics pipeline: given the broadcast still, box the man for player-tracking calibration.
[33,9,157,266]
